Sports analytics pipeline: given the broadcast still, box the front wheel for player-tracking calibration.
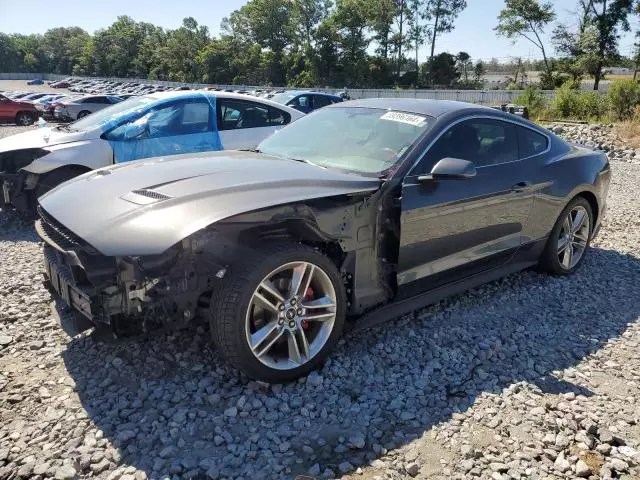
[539,196,593,275]
[77,110,90,119]
[209,242,346,382]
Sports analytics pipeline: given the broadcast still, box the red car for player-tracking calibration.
[51,81,71,88]
[0,94,38,125]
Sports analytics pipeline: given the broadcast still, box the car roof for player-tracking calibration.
[333,98,496,117]
[278,90,340,98]
[144,90,303,114]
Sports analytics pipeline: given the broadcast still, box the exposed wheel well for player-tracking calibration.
[574,191,599,227]
[241,224,345,267]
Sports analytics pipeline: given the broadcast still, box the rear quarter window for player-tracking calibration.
[517,127,549,159]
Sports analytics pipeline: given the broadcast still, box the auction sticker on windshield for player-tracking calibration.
[380,111,427,127]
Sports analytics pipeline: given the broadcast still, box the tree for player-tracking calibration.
[406,0,426,72]
[495,0,555,80]
[422,0,467,64]
[369,0,395,61]
[474,60,486,84]
[42,27,90,74]
[333,0,371,86]
[455,51,471,81]
[423,52,459,86]
[584,0,633,90]
[227,0,295,85]
[292,0,331,51]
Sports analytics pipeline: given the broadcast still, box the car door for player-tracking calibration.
[106,97,221,163]
[396,117,536,296]
[217,98,292,150]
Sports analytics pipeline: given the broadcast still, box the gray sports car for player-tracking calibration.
[36,99,610,382]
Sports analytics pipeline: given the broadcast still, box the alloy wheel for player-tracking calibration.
[245,261,337,370]
[17,113,31,126]
[557,205,590,270]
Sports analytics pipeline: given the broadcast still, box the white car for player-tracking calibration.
[0,91,304,214]
[53,95,124,121]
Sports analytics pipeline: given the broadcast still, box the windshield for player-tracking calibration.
[258,107,434,175]
[270,92,297,104]
[68,95,155,131]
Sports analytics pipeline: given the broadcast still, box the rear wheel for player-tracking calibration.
[77,110,90,119]
[15,112,35,126]
[209,242,346,382]
[539,196,593,275]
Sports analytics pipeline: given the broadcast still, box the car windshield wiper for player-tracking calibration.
[286,157,327,169]
[56,124,76,132]
[239,147,262,153]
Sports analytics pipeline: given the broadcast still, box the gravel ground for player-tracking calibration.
[1,123,639,480]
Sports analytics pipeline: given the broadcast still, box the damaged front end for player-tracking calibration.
[36,206,228,336]
[0,148,49,211]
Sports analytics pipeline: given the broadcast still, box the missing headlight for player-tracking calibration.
[0,149,49,174]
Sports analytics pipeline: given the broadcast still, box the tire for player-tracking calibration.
[15,112,35,126]
[539,196,593,275]
[77,110,91,119]
[209,242,346,382]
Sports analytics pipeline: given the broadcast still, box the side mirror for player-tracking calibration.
[418,157,477,182]
[123,122,147,140]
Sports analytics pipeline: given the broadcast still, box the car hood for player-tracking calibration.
[38,150,381,256]
[0,126,98,154]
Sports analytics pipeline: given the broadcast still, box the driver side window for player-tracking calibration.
[417,118,518,173]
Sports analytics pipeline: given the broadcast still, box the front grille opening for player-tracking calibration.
[37,206,98,254]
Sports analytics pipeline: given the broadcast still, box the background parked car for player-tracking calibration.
[270,90,343,113]
[54,95,123,121]
[0,93,38,125]
[27,78,44,85]
[0,91,303,213]
[19,93,52,102]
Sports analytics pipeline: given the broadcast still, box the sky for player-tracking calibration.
[0,0,638,62]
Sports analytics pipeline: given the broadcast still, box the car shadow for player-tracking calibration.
[58,246,640,479]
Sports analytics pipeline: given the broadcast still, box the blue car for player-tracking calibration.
[269,90,343,113]
[27,78,44,85]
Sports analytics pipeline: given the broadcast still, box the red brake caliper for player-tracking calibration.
[302,287,314,329]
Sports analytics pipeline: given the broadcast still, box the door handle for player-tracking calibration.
[511,181,532,193]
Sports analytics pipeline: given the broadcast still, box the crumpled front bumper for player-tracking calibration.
[0,171,36,213]
[1,172,26,211]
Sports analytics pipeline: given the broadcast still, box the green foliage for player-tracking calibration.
[607,79,640,120]
[515,87,547,114]
[550,81,582,117]
[495,0,555,76]
[549,80,611,120]
[421,52,459,87]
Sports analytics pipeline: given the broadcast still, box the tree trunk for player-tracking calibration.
[397,0,404,79]
[415,36,419,75]
[594,62,602,91]
[429,0,441,63]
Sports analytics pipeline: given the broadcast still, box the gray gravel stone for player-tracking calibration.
[1,120,640,480]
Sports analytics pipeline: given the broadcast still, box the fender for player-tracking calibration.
[21,140,113,175]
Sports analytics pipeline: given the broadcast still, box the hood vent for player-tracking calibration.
[131,189,172,200]
[120,189,173,205]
